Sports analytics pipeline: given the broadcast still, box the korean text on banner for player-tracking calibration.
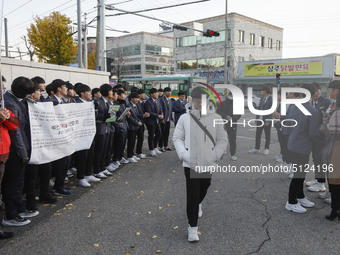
[244,62,323,77]
[28,102,96,164]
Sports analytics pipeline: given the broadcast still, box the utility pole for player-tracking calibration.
[0,0,5,109]
[95,2,101,70]
[100,0,106,71]
[83,13,88,69]
[224,0,228,84]
[77,0,82,68]
[4,18,8,57]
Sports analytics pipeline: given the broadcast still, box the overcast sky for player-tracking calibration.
[1,0,340,60]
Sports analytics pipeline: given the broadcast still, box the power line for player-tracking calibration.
[4,0,33,17]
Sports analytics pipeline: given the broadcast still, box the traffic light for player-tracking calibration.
[203,29,220,37]
[276,73,281,85]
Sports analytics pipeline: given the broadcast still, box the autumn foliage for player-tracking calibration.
[27,12,77,65]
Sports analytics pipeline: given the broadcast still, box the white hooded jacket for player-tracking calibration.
[173,101,228,170]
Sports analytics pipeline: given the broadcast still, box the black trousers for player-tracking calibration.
[52,157,67,191]
[184,167,212,227]
[86,140,95,175]
[311,140,325,183]
[329,184,340,211]
[226,124,237,156]
[74,149,90,180]
[2,153,26,219]
[136,124,145,155]
[146,123,161,150]
[288,151,310,204]
[38,163,52,197]
[94,133,109,174]
[127,129,138,158]
[255,122,271,150]
[25,164,39,210]
[159,121,171,148]
[105,132,115,166]
[113,131,127,161]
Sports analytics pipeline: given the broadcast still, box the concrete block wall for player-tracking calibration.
[1,58,109,89]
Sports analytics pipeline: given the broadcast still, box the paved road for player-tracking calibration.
[1,110,339,255]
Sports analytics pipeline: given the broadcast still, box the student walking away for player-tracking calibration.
[159,87,174,152]
[322,91,340,220]
[49,79,72,196]
[136,89,149,159]
[216,91,241,161]
[248,86,273,155]
[2,77,36,227]
[31,76,47,101]
[144,88,163,157]
[74,84,101,187]
[0,77,19,236]
[126,92,143,163]
[306,84,332,192]
[285,84,320,214]
[173,87,228,242]
[172,91,187,125]
[112,89,130,165]
[93,84,113,179]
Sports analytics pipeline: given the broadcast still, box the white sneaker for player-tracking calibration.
[128,157,138,163]
[285,201,307,213]
[319,191,331,199]
[308,182,326,192]
[248,149,260,154]
[306,179,318,187]
[2,216,31,227]
[263,149,269,155]
[297,197,315,208]
[154,148,162,154]
[276,157,283,163]
[133,155,140,161]
[115,161,121,166]
[94,172,107,179]
[119,158,129,164]
[138,153,147,159]
[198,204,203,218]
[19,210,39,218]
[103,170,113,176]
[275,154,282,161]
[231,155,238,161]
[324,197,332,204]
[188,226,199,242]
[66,170,74,178]
[85,175,101,183]
[78,178,91,188]
[106,164,118,172]
[150,150,157,157]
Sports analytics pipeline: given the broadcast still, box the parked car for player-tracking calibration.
[244,95,261,109]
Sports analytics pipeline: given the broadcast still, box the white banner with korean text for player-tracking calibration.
[28,102,96,164]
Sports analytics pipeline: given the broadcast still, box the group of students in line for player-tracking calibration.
[0,75,189,239]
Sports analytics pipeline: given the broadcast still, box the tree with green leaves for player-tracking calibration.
[27,11,77,65]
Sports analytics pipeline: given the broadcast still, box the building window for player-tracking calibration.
[145,45,173,56]
[250,33,255,45]
[238,56,245,62]
[268,38,273,49]
[176,60,197,70]
[120,64,141,74]
[146,65,173,74]
[276,40,281,50]
[176,30,226,47]
[110,44,141,57]
[197,57,224,68]
[259,36,265,48]
[228,29,231,41]
[238,30,245,43]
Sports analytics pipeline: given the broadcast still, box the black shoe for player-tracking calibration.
[54,188,71,196]
[0,230,14,239]
[39,194,57,204]
[165,147,173,151]
[160,148,166,152]
[63,186,71,191]
[325,210,340,220]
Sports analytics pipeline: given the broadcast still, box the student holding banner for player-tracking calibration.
[74,84,101,187]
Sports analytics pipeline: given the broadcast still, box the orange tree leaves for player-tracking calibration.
[27,11,77,65]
